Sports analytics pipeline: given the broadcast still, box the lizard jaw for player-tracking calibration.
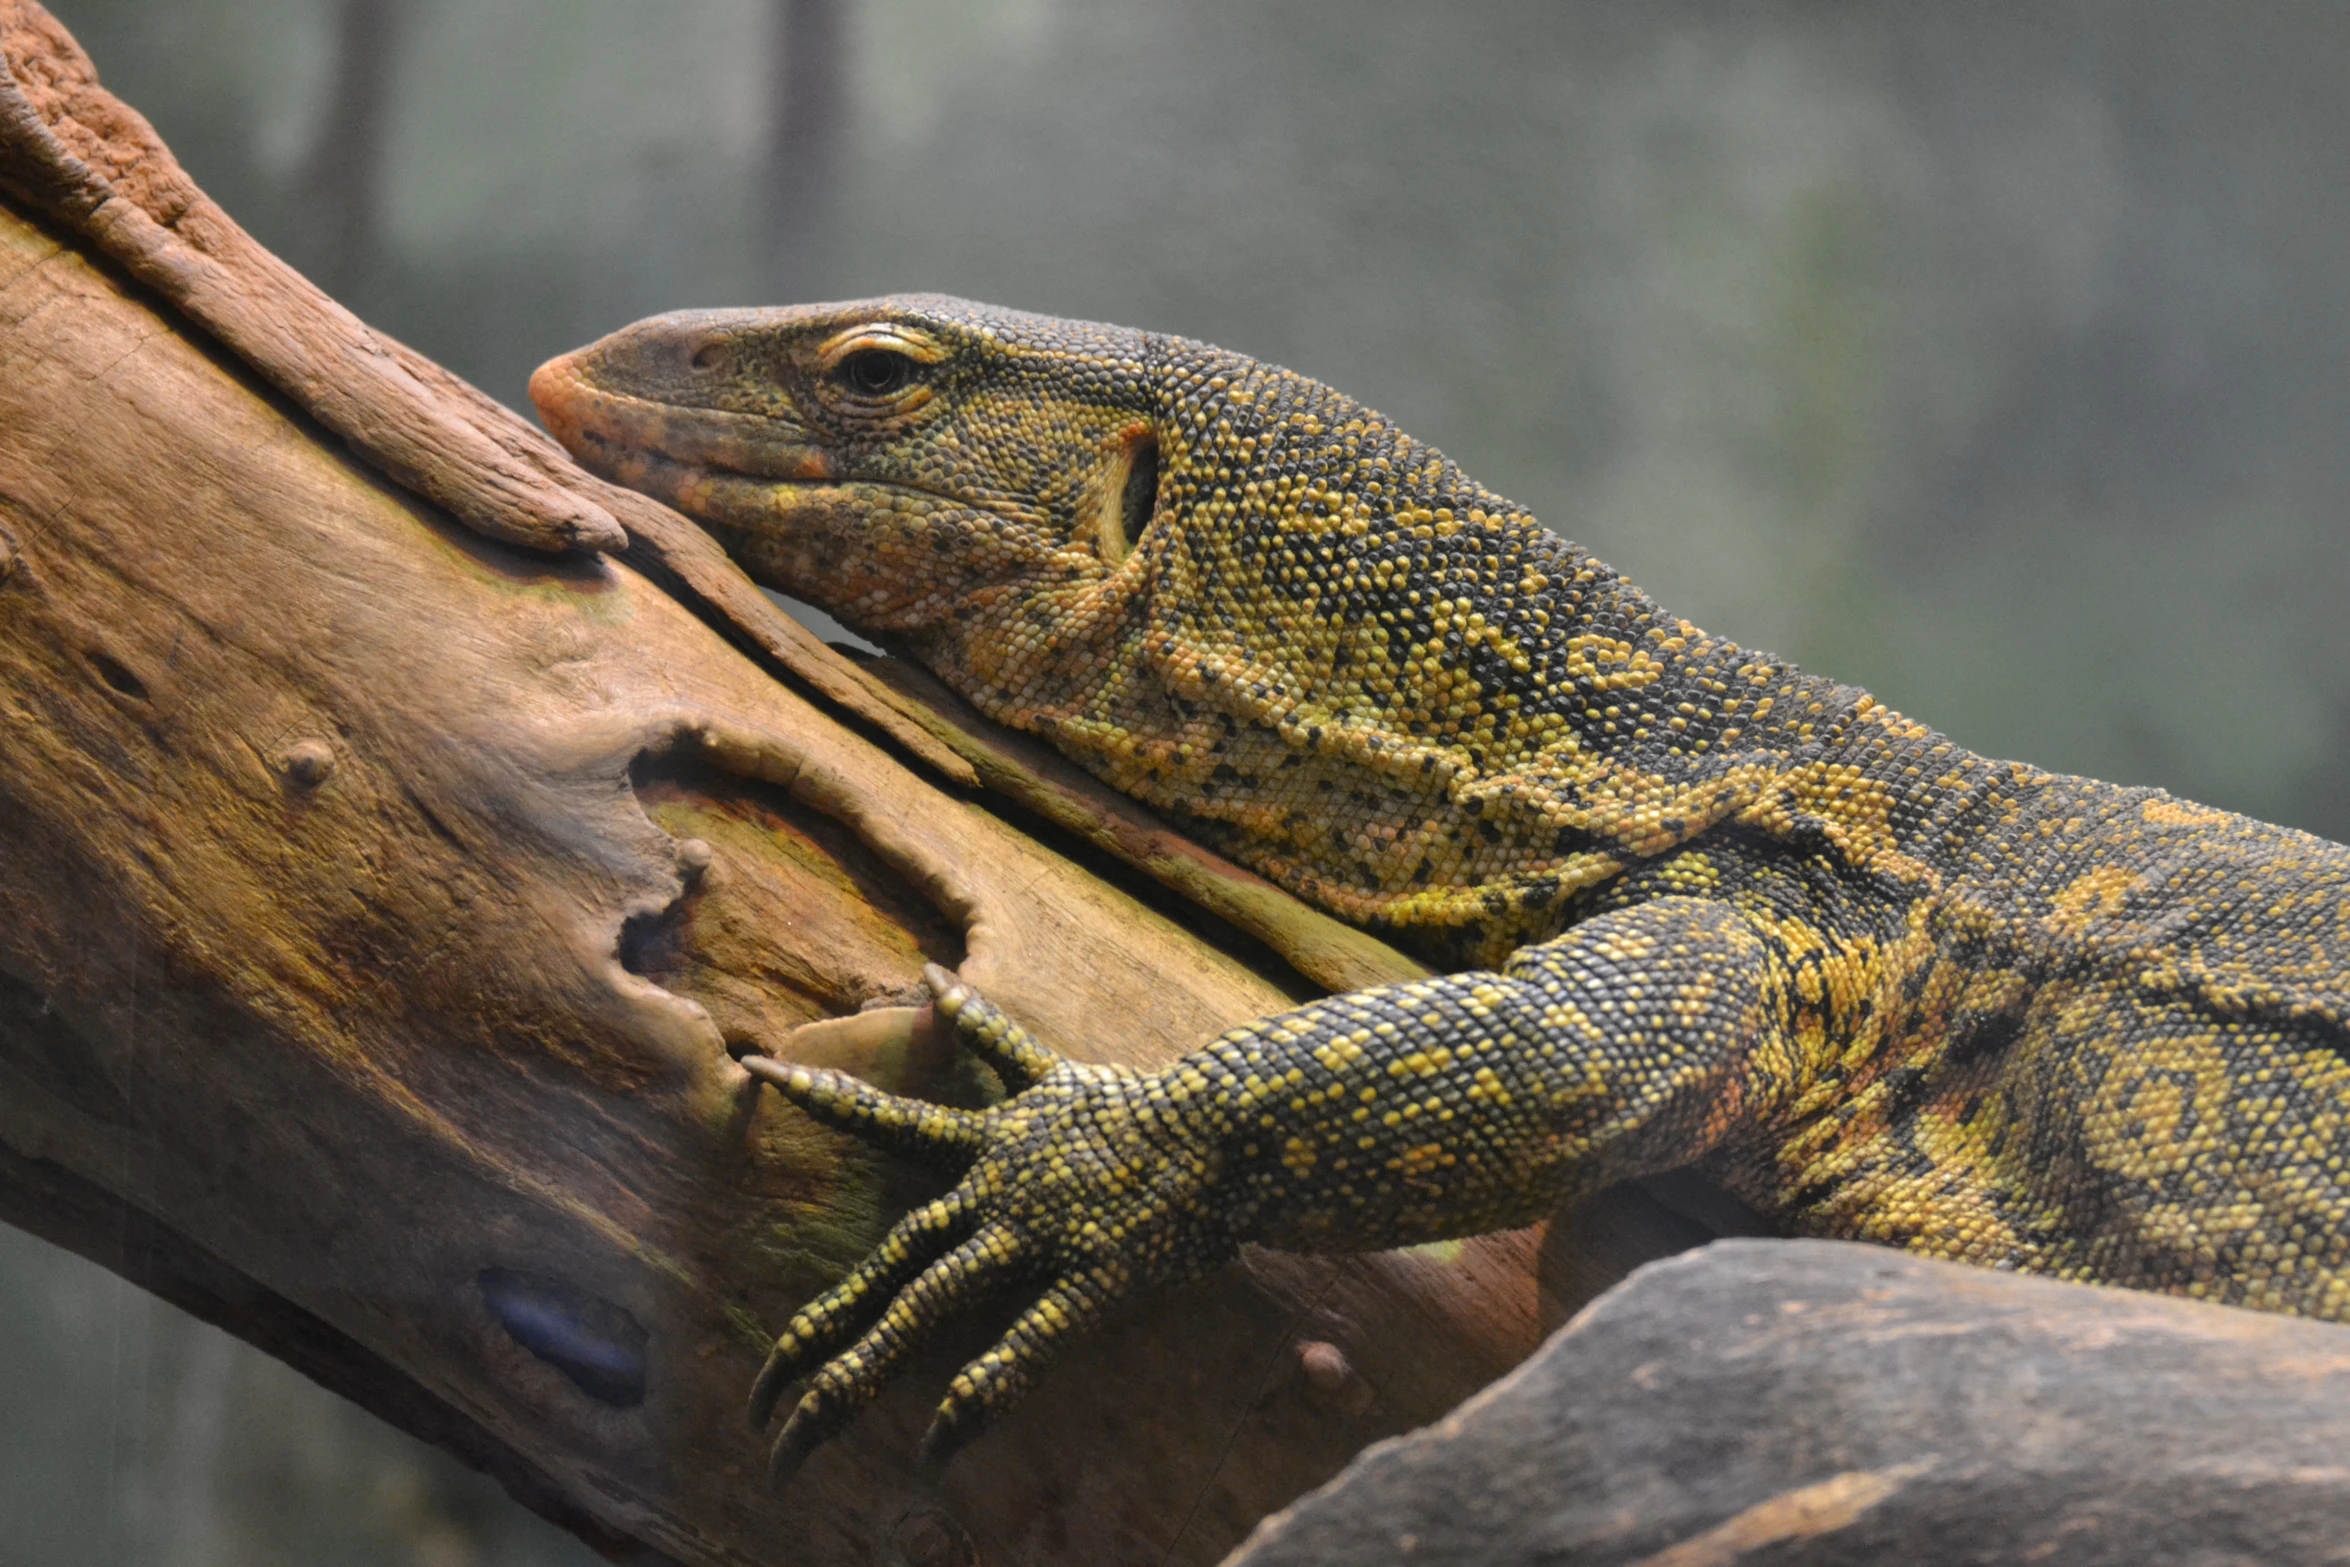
[529,349,836,500]
[533,346,1008,637]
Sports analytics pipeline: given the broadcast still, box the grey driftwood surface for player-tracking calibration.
[1223,1236,2350,1567]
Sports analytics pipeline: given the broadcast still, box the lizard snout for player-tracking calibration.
[532,338,830,491]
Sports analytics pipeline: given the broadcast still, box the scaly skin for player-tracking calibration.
[531,297,2350,1482]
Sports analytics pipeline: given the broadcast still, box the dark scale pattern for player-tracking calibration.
[533,296,2350,1479]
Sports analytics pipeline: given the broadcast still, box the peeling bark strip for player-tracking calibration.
[0,4,1686,1563]
[0,0,621,555]
[0,0,982,784]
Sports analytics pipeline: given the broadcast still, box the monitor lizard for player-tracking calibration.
[530,297,2350,1486]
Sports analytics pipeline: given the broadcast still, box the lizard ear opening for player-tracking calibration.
[1092,431,1159,567]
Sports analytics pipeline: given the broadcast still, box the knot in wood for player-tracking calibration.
[278,738,336,789]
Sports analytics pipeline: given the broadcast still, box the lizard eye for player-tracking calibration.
[835,348,919,398]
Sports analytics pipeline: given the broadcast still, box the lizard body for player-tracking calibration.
[531,297,2350,1479]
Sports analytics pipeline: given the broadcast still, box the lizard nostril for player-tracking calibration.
[690,340,730,373]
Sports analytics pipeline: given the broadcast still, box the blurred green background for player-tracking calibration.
[11,1,2350,1561]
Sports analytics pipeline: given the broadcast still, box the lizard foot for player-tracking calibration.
[739,965,1230,1487]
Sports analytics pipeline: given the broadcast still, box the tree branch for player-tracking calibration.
[0,5,1723,1562]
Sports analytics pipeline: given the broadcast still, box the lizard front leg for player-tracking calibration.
[742,895,1799,1483]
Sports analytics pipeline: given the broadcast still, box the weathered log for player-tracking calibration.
[0,5,1722,1562]
[1227,1238,2350,1567]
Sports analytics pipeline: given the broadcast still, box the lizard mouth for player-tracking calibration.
[529,351,837,498]
[531,352,1041,536]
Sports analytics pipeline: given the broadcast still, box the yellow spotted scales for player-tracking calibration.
[531,297,2350,1483]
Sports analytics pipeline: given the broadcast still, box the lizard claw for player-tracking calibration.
[743,970,1226,1485]
[762,1222,1027,1489]
[921,962,1061,1092]
[745,1190,978,1429]
[913,1262,1130,1474]
[738,1055,986,1168]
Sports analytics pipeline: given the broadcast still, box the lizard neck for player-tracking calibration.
[913,341,1936,966]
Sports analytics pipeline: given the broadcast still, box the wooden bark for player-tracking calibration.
[0,6,1727,1563]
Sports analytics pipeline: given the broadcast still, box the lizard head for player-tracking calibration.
[537,296,1807,960]
[530,295,1165,662]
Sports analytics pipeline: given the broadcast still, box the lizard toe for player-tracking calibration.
[916,1262,1129,1474]
[742,1054,986,1166]
[765,1224,1027,1491]
[923,963,1062,1092]
[748,1191,977,1428]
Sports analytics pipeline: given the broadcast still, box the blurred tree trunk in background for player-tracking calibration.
[298,0,412,292]
[761,0,844,299]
